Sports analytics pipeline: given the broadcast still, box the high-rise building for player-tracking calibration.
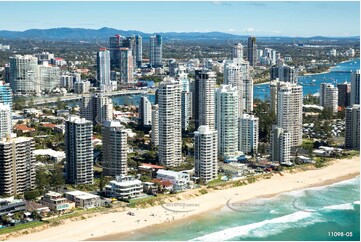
[120,48,134,84]
[224,60,243,116]
[215,85,239,158]
[276,82,303,147]
[0,137,35,195]
[38,64,60,92]
[158,78,182,166]
[270,62,297,83]
[194,125,218,183]
[270,126,291,165]
[139,96,152,126]
[102,120,128,176]
[239,114,259,155]
[243,78,254,113]
[74,80,91,94]
[320,83,338,113]
[345,105,360,150]
[151,104,159,146]
[9,55,39,94]
[0,82,12,108]
[123,36,137,69]
[109,35,122,69]
[337,82,351,107]
[194,70,216,129]
[135,35,143,68]
[0,104,11,139]
[149,35,162,67]
[97,49,111,91]
[232,43,243,60]
[247,37,257,67]
[65,116,93,185]
[350,70,360,105]
[80,93,113,124]
[178,67,190,131]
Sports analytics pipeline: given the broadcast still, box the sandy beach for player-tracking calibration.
[9,156,360,241]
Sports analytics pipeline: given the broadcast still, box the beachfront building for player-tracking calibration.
[224,60,243,116]
[215,85,239,158]
[139,96,152,126]
[351,70,360,105]
[65,116,93,185]
[151,104,159,146]
[105,175,143,199]
[0,137,35,196]
[345,105,360,150]
[239,114,259,155]
[178,67,190,131]
[193,69,216,129]
[156,169,191,191]
[320,83,338,113]
[64,190,101,209]
[270,125,291,165]
[102,120,128,177]
[40,191,75,212]
[274,81,303,147]
[158,78,182,166]
[194,125,218,183]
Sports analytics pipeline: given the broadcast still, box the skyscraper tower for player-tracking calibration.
[270,125,291,165]
[276,82,303,147]
[345,105,360,150]
[120,48,134,84]
[0,137,35,195]
[102,120,128,176]
[80,93,113,125]
[177,67,190,131]
[109,35,122,69]
[320,83,338,113]
[9,55,39,94]
[194,70,216,129]
[351,70,360,105]
[232,42,244,60]
[215,85,239,158]
[151,104,159,146]
[224,61,243,116]
[135,35,143,68]
[65,116,93,185]
[243,78,254,113]
[247,36,257,67]
[0,104,11,139]
[239,113,259,155]
[158,78,182,166]
[150,35,162,67]
[97,48,111,92]
[194,125,218,183]
[139,96,152,126]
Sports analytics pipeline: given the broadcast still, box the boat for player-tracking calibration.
[311,79,316,82]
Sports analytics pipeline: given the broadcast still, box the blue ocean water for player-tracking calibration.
[120,177,360,241]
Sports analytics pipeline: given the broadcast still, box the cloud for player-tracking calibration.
[228,28,236,32]
[243,27,261,33]
[212,1,232,6]
[271,30,282,34]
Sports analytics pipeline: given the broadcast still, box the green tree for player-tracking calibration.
[24,190,41,200]
[50,165,65,188]
[36,168,50,190]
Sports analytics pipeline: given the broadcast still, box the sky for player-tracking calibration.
[0,1,359,37]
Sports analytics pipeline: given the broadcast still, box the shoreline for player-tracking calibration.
[90,171,359,241]
[8,155,359,241]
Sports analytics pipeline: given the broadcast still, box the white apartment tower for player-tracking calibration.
[178,67,190,131]
[65,116,93,185]
[345,105,360,150]
[239,113,259,155]
[215,85,239,158]
[320,83,338,113]
[0,103,11,139]
[139,96,152,126]
[97,49,111,91]
[9,55,39,94]
[120,48,134,84]
[0,137,35,195]
[232,43,244,60]
[243,78,254,113]
[102,120,128,176]
[158,78,182,166]
[194,125,218,183]
[224,60,243,116]
[275,82,303,147]
[151,104,159,146]
[270,126,291,165]
[80,93,113,124]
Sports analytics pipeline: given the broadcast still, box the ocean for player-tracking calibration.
[118,176,360,241]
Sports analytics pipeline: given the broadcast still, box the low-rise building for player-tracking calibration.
[39,191,75,212]
[64,190,100,209]
[0,199,26,216]
[104,176,143,200]
[156,169,190,191]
